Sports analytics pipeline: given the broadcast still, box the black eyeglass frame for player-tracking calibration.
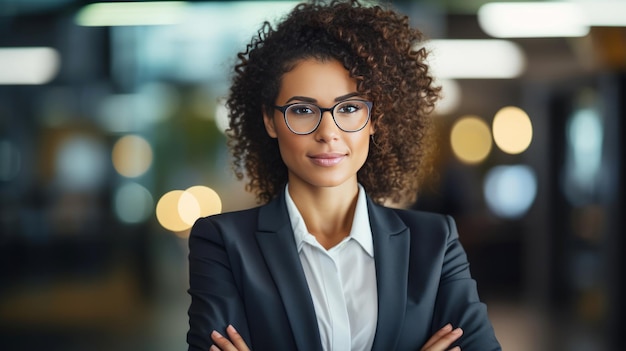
[273,100,373,135]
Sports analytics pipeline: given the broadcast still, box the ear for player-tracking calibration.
[263,109,278,138]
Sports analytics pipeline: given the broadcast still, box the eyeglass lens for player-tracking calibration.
[284,100,370,134]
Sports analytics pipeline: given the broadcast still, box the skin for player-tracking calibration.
[210,59,463,350]
[263,59,373,249]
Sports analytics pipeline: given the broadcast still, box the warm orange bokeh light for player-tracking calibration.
[156,186,223,235]
[186,185,222,217]
[492,106,533,154]
[450,116,493,164]
[156,190,192,232]
[111,134,153,178]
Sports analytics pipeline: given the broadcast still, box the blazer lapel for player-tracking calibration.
[255,193,322,351]
[368,198,410,351]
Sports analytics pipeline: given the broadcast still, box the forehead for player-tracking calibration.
[276,59,357,103]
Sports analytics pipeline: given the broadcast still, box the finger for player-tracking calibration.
[211,330,236,351]
[226,325,250,351]
[422,324,453,349]
[431,328,463,351]
[422,327,463,351]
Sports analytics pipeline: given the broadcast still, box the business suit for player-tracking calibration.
[187,189,501,351]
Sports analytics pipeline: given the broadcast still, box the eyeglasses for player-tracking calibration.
[273,100,372,135]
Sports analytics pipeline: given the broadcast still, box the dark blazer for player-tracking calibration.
[187,190,501,351]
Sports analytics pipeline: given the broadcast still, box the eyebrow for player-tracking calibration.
[285,92,361,104]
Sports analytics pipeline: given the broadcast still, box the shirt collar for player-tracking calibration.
[284,184,374,257]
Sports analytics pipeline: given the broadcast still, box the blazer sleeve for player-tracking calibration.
[187,216,251,351]
[432,215,502,351]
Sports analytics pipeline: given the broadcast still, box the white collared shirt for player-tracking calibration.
[285,184,378,351]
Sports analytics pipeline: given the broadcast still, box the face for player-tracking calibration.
[263,59,374,191]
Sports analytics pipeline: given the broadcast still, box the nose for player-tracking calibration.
[313,110,340,141]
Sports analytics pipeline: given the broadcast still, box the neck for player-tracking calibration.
[288,181,359,249]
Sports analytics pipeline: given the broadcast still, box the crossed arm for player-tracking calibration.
[209,323,465,351]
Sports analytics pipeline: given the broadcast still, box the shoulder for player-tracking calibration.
[374,205,459,249]
[376,203,454,234]
[393,208,453,231]
[200,206,261,225]
[190,206,262,239]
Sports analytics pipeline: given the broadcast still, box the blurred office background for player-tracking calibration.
[0,0,624,350]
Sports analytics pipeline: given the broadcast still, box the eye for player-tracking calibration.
[336,101,365,114]
[288,104,317,115]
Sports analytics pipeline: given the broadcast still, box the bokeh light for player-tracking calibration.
[484,164,537,219]
[0,47,60,85]
[156,186,223,235]
[97,86,176,133]
[55,134,108,191]
[563,107,604,205]
[434,79,461,115]
[215,97,229,135]
[178,190,201,226]
[186,185,222,217]
[492,106,533,155]
[426,39,525,78]
[113,182,154,224]
[450,116,493,164]
[111,135,153,178]
[0,140,22,181]
[156,190,192,233]
[478,2,588,38]
[75,1,188,27]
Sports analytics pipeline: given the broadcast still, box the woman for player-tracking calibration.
[187,1,502,350]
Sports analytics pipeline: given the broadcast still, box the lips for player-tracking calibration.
[308,152,346,167]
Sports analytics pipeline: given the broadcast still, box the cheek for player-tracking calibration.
[275,131,304,157]
[352,133,372,157]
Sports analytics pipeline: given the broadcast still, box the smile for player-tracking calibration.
[309,153,346,167]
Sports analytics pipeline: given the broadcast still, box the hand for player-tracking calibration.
[421,324,463,351]
[209,325,250,351]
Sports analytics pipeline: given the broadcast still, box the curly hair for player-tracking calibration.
[226,0,440,205]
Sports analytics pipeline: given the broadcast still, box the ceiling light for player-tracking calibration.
[75,1,188,27]
[478,2,589,38]
[425,39,525,79]
[573,0,626,27]
[0,47,60,85]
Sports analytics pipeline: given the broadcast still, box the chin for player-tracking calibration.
[309,176,354,189]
